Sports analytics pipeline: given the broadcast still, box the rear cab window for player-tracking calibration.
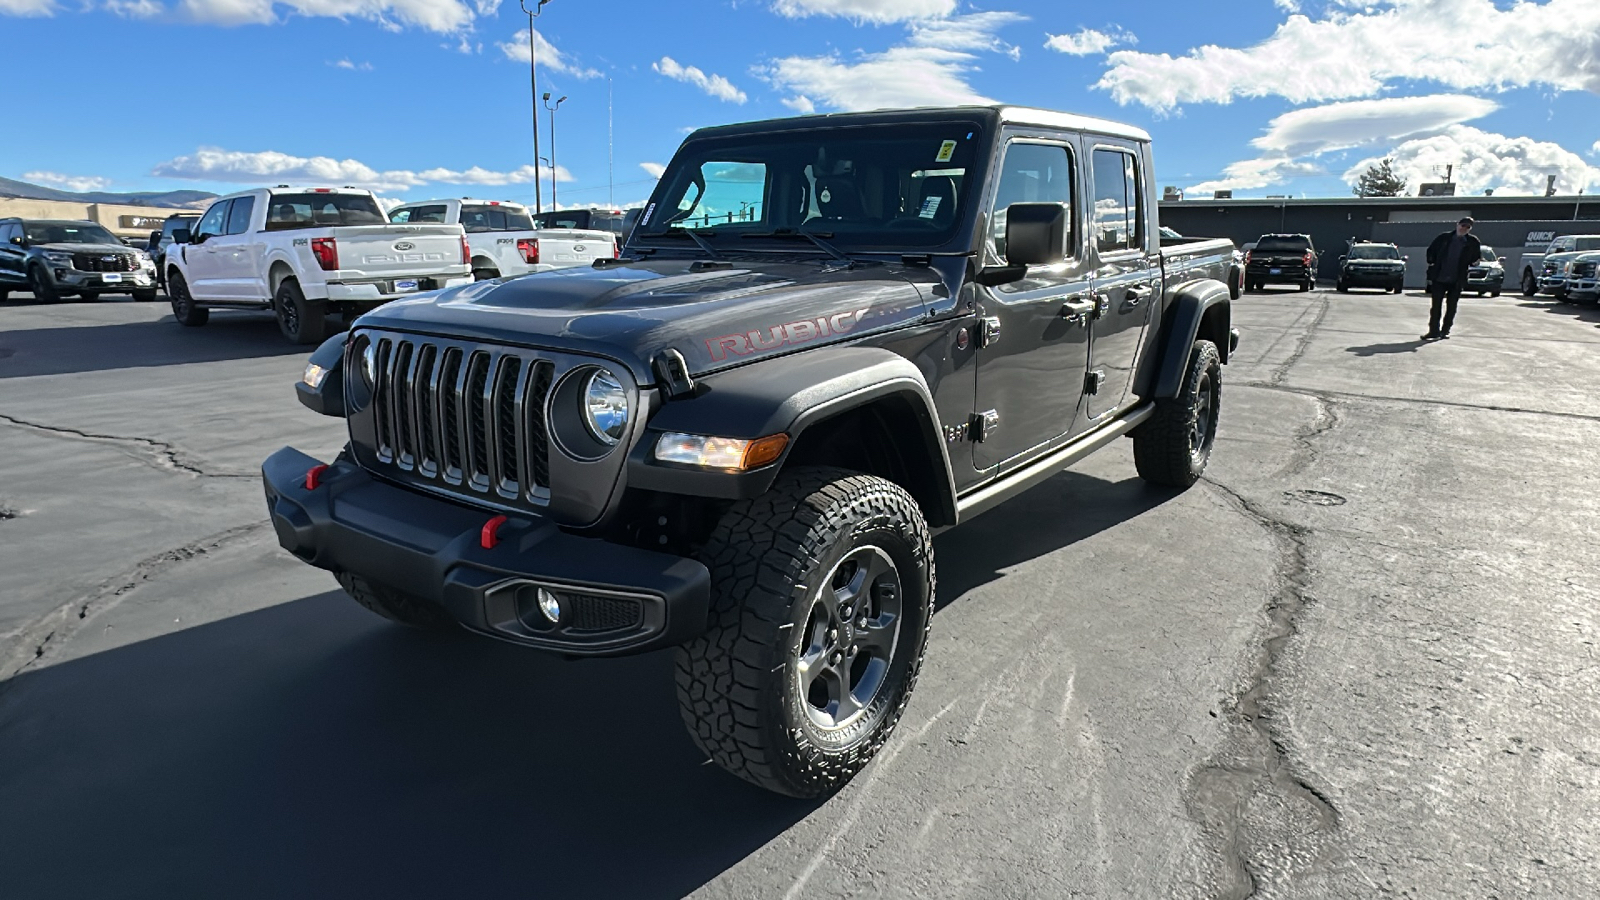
[391,205,448,225]
[1255,236,1313,253]
[461,206,535,232]
[265,193,386,231]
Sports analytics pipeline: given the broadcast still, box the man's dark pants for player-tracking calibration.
[1429,279,1463,335]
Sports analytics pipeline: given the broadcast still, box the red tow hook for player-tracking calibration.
[304,465,330,490]
[481,515,510,550]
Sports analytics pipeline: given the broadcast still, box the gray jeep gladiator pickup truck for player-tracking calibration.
[264,105,1240,797]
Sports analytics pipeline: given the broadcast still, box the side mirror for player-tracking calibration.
[7,235,21,246]
[148,230,162,246]
[1403,255,1410,262]
[1338,255,1347,263]
[1004,203,1068,267]
[173,228,193,244]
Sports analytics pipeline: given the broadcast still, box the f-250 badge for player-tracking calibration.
[707,308,870,362]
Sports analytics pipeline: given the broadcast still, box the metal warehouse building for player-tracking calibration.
[1160,195,1600,290]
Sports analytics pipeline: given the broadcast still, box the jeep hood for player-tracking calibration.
[355,257,942,383]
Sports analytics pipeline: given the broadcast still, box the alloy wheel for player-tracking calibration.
[795,545,903,731]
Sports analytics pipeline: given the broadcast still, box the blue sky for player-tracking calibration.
[2,0,1597,207]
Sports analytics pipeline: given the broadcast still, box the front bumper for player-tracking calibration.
[1467,270,1504,289]
[1247,263,1313,284]
[1339,267,1403,287]
[1567,276,1599,299]
[1539,275,1567,294]
[262,446,711,656]
[50,268,154,291]
[325,274,474,303]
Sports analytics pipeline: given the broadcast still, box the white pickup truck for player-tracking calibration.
[163,187,473,343]
[389,198,617,280]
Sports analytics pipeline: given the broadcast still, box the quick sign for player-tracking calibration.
[1525,231,1556,247]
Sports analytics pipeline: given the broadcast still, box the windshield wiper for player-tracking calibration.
[643,228,722,259]
[741,228,854,265]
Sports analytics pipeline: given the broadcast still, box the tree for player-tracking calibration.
[1353,158,1407,197]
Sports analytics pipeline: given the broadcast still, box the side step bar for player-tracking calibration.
[952,403,1156,525]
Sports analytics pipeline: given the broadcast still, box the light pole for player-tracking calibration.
[520,0,551,213]
[543,92,566,210]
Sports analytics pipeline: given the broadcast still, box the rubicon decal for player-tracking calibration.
[707,308,870,362]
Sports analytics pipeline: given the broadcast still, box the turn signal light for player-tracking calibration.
[654,433,789,471]
[517,238,540,264]
[460,234,471,266]
[311,237,338,271]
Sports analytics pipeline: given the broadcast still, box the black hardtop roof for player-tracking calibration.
[684,105,1149,143]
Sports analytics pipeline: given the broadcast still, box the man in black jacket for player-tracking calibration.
[1423,217,1482,340]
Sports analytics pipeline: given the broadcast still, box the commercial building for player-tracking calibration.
[0,198,195,243]
[1160,194,1600,289]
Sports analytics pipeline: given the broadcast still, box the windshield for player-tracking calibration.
[1256,236,1311,253]
[1349,245,1399,259]
[25,222,121,245]
[634,122,985,251]
[263,193,386,231]
[461,205,535,232]
[1478,245,1496,261]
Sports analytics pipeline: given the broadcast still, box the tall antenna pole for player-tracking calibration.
[608,76,614,208]
[520,0,551,214]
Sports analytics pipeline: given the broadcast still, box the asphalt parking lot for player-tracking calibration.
[1,286,1597,898]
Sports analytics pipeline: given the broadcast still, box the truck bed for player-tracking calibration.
[1160,236,1237,291]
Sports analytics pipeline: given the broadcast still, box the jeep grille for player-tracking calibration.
[367,335,555,505]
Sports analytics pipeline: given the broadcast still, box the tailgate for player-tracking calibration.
[534,229,617,267]
[329,225,465,279]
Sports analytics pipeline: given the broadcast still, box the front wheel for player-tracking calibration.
[1490,288,1501,298]
[26,265,59,303]
[1336,280,1348,293]
[675,467,934,798]
[274,278,328,345]
[167,271,209,326]
[1134,339,1221,488]
[1522,271,1537,297]
[1300,279,1313,292]
[132,289,158,302]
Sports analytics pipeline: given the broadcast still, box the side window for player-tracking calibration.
[989,142,1075,263]
[225,197,254,235]
[1091,148,1144,255]
[196,201,230,239]
[0,222,17,245]
[390,208,413,223]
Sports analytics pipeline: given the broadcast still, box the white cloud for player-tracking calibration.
[167,0,478,31]
[0,0,55,13]
[1591,140,1600,158]
[23,171,114,192]
[772,0,955,24]
[1097,0,1600,112]
[1043,27,1129,56]
[497,28,602,79]
[107,0,163,17]
[639,162,667,179]
[330,58,373,70]
[151,147,571,194]
[1187,157,1322,195]
[652,57,747,104]
[1253,94,1498,157]
[766,11,1021,112]
[1344,126,1600,196]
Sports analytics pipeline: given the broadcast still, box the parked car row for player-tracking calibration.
[1520,234,1600,302]
[0,217,159,302]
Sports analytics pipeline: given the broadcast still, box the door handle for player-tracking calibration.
[1126,286,1152,305]
[1061,297,1095,326]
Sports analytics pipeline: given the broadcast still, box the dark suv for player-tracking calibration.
[1245,233,1318,292]
[146,214,200,289]
[0,218,159,303]
[1336,242,1405,294]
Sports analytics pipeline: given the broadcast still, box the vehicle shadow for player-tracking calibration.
[0,469,1171,898]
[1515,300,1600,323]
[1346,339,1426,357]
[0,314,304,379]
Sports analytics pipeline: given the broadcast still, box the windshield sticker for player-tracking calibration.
[935,140,957,163]
[820,188,833,204]
[639,203,657,227]
[919,196,942,219]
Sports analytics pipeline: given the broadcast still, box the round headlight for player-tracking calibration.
[582,368,629,445]
[360,339,377,389]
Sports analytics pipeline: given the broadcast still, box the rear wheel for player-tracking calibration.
[472,267,499,282]
[1521,271,1537,297]
[274,278,328,345]
[26,265,59,303]
[167,271,208,326]
[338,573,453,630]
[1300,278,1313,292]
[675,467,934,798]
[1134,340,1221,488]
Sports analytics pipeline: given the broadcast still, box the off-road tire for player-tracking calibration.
[26,265,58,303]
[132,289,158,302]
[1134,339,1221,488]
[167,271,208,326]
[675,466,935,798]
[274,278,328,345]
[337,572,454,630]
[1521,271,1537,297]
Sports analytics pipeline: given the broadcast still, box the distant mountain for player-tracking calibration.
[0,175,216,209]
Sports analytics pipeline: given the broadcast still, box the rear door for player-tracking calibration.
[185,200,232,300]
[0,222,23,288]
[972,137,1091,471]
[1085,143,1158,421]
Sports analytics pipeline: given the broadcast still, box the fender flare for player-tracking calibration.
[625,346,958,525]
[1153,280,1234,399]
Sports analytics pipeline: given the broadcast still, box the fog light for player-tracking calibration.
[537,588,562,623]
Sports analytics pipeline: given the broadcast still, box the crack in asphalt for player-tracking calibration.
[0,413,255,479]
[0,521,268,691]
[1239,382,1600,424]
[1185,384,1343,899]
[1269,297,1330,387]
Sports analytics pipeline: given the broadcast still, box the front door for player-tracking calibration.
[184,199,232,300]
[972,137,1091,471]
[1085,144,1158,421]
[0,222,24,289]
